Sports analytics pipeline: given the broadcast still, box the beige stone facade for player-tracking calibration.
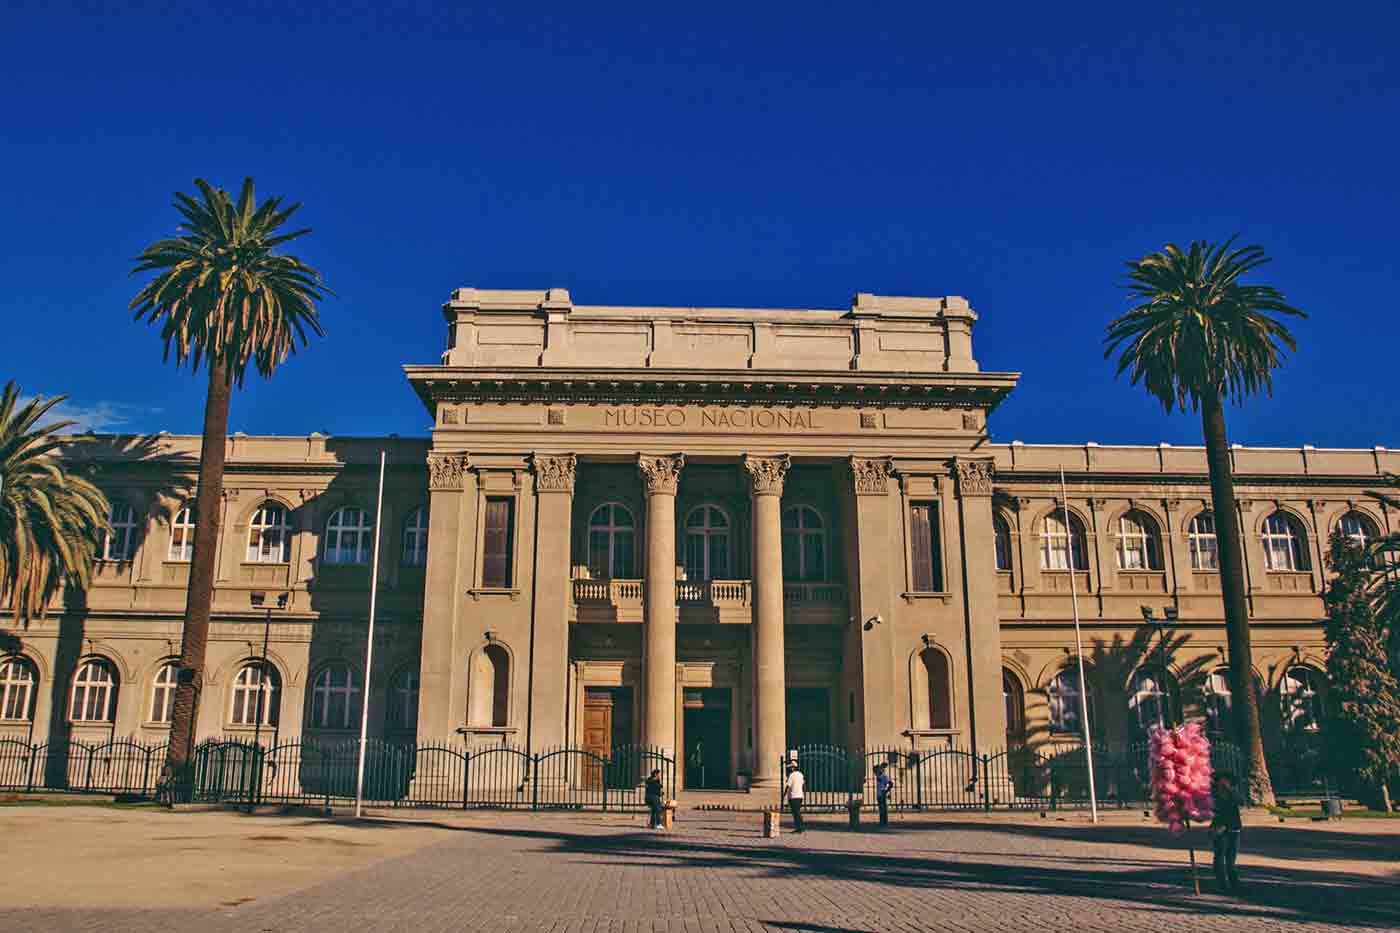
[4,288,1395,791]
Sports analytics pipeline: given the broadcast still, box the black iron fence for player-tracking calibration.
[783,740,1252,812]
[0,737,674,812]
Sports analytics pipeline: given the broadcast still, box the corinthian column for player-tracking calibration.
[744,453,790,790]
[638,453,684,756]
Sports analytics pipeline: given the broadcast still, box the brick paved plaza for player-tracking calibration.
[2,805,1397,932]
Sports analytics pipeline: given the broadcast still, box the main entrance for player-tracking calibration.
[786,687,832,748]
[682,688,731,789]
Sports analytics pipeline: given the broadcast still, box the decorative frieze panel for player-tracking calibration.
[531,454,577,493]
[637,453,685,496]
[742,454,791,497]
[953,458,994,497]
[850,457,893,495]
[428,452,470,491]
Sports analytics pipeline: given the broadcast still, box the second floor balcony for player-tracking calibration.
[570,574,847,624]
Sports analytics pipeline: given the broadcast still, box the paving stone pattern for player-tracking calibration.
[7,811,1398,932]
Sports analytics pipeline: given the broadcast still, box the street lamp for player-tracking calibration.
[1139,605,1179,728]
[248,590,288,807]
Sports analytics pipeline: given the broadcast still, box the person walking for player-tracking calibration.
[783,763,805,834]
[875,764,894,827]
[644,768,666,831]
[1210,771,1243,893]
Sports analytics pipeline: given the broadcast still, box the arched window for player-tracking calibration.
[324,507,373,565]
[1279,666,1323,734]
[149,662,178,723]
[1129,668,1174,731]
[390,668,420,731]
[1047,669,1084,735]
[402,506,429,567]
[1003,668,1025,743]
[587,503,636,579]
[309,664,361,729]
[1262,511,1310,571]
[1339,511,1378,549]
[247,503,292,563]
[1040,512,1088,571]
[684,505,731,581]
[70,659,118,722]
[0,657,37,722]
[1204,668,1233,736]
[1188,512,1219,570]
[168,505,196,562]
[102,501,138,561]
[782,506,827,582]
[1115,510,1162,570]
[912,648,952,731]
[231,662,281,727]
[994,514,1013,572]
[469,645,510,728]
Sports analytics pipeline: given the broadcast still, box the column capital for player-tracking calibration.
[953,458,995,497]
[850,456,894,495]
[427,452,470,491]
[742,454,791,497]
[530,453,577,494]
[637,453,685,496]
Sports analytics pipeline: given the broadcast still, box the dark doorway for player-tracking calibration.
[786,687,831,748]
[682,688,731,789]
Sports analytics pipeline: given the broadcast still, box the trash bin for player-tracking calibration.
[847,797,861,829]
[763,809,780,838]
[1322,797,1344,820]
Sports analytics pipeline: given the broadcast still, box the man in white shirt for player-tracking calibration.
[783,764,806,833]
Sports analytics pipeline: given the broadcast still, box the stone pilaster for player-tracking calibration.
[529,454,576,748]
[417,452,473,742]
[638,454,684,756]
[743,454,790,789]
[847,457,897,746]
[953,458,1008,755]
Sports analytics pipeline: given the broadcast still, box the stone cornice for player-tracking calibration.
[637,454,685,496]
[742,454,791,497]
[405,366,1018,415]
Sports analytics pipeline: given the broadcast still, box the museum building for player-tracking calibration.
[2,288,1394,791]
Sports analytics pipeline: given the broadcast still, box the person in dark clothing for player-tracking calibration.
[644,769,666,830]
[1210,771,1244,893]
[874,764,893,827]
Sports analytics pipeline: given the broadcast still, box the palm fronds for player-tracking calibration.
[0,381,110,625]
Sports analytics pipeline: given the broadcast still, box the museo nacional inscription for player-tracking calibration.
[604,406,821,430]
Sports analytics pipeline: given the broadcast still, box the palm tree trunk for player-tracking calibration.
[1201,392,1275,806]
[165,359,232,781]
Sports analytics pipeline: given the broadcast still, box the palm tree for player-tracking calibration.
[130,178,327,780]
[1104,238,1306,806]
[0,382,110,625]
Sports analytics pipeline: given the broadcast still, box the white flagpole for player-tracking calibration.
[354,450,387,820]
[1060,467,1099,824]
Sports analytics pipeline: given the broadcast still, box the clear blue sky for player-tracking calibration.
[5,1,1397,448]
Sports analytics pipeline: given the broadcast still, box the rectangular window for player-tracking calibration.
[909,503,942,592]
[482,497,515,588]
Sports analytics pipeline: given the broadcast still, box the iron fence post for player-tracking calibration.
[982,755,991,812]
[531,754,539,811]
[915,754,923,811]
[25,744,36,793]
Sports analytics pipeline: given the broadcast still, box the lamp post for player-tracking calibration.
[248,590,288,806]
[1139,605,1179,728]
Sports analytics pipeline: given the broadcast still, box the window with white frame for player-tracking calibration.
[782,505,827,582]
[994,513,1013,572]
[401,506,429,567]
[684,505,731,581]
[247,503,292,563]
[0,657,37,722]
[1115,510,1162,570]
[69,659,118,722]
[1047,669,1084,734]
[1188,512,1219,570]
[1040,512,1088,571]
[230,662,281,727]
[1262,511,1310,571]
[309,664,361,729]
[168,505,196,562]
[149,662,178,723]
[1128,668,1172,730]
[390,668,419,731]
[1204,669,1233,735]
[102,501,138,561]
[587,503,636,579]
[1339,511,1378,549]
[324,507,373,565]
[1279,666,1323,734]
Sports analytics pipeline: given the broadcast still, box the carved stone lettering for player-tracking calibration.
[742,454,791,497]
[637,453,685,496]
[428,452,470,491]
[850,457,893,495]
[954,459,995,497]
[603,406,820,431]
[531,454,577,493]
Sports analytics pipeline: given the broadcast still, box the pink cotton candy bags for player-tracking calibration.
[1148,722,1215,834]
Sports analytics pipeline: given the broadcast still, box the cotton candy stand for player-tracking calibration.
[1148,723,1215,894]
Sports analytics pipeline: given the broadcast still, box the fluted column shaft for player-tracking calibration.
[745,454,790,790]
[639,454,684,756]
